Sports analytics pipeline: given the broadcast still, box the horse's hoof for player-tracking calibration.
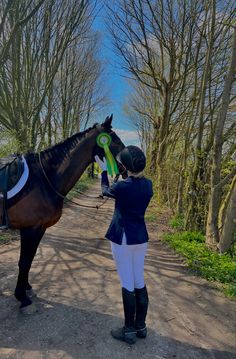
[20,302,38,315]
[26,289,37,299]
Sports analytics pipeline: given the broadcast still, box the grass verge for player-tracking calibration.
[163,231,236,298]
[147,203,236,298]
[0,229,19,244]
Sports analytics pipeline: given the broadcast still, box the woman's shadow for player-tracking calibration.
[0,294,235,359]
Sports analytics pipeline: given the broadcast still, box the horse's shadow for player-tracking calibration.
[0,294,235,359]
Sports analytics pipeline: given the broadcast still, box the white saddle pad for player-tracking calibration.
[0,156,29,200]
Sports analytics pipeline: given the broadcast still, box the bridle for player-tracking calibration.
[39,152,111,209]
[38,127,123,210]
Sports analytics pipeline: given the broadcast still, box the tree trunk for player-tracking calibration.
[150,123,159,173]
[206,28,236,248]
[177,168,185,215]
[218,175,236,253]
[186,1,216,231]
[156,88,171,203]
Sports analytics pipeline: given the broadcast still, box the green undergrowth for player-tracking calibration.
[0,230,16,243]
[145,197,170,223]
[145,204,160,222]
[142,188,236,298]
[169,214,185,230]
[163,231,236,298]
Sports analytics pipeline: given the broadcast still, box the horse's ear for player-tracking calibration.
[103,114,113,129]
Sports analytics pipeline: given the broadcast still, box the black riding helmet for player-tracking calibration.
[116,146,146,173]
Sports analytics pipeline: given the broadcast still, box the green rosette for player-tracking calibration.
[96,133,119,176]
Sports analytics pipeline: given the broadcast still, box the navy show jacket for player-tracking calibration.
[101,171,153,245]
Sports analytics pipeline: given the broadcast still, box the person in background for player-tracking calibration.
[95,145,153,345]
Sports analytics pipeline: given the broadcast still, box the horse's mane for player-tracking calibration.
[40,123,99,162]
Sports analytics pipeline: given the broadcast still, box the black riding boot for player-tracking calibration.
[111,288,137,345]
[135,286,149,338]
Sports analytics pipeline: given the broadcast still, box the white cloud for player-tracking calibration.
[114,128,140,146]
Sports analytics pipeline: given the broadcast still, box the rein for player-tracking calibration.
[76,190,104,199]
[39,153,65,199]
[65,196,109,210]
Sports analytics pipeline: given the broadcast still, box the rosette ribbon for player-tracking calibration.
[96,133,119,176]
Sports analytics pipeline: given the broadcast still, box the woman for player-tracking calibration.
[95,145,153,345]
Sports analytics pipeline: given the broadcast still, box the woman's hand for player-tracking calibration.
[95,155,107,172]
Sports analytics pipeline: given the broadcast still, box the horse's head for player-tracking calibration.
[93,114,127,178]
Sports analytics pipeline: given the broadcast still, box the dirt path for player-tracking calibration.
[0,181,236,359]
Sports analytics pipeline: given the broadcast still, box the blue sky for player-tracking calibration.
[92,5,140,146]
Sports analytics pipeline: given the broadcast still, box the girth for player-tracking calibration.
[0,155,24,228]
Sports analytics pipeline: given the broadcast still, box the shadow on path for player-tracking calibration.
[0,295,235,359]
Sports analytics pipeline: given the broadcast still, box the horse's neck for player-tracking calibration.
[41,129,98,196]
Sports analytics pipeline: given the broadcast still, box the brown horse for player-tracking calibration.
[0,115,125,312]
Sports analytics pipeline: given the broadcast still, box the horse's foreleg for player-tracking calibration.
[15,226,45,308]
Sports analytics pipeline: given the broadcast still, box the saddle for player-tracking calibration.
[0,155,24,229]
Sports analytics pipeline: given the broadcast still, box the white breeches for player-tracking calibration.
[111,233,148,292]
